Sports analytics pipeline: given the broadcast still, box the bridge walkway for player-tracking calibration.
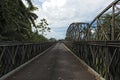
[4,43,98,80]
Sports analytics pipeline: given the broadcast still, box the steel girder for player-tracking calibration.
[66,22,89,41]
[66,0,120,41]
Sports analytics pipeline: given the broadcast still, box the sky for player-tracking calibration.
[31,0,114,40]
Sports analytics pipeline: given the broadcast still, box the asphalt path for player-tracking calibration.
[5,43,96,80]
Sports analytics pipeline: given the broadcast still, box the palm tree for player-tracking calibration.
[0,0,38,41]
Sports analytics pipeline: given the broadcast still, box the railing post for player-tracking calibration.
[111,4,115,40]
[97,18,99,40]
[87,25,90,40]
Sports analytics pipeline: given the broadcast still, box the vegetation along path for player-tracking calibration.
[4,43,97,80]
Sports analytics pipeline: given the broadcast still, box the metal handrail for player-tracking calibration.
[65,41,120,80]
[0,42,55,77]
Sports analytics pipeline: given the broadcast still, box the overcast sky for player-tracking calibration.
[31,0,114,40]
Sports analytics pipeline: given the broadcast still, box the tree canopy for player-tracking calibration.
[0,0,49,42]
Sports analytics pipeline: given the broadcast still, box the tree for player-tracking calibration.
[0,0,51,42]
[49,38,56,42]
[0,0,38,41]
[36,18,51,35]
[30,30,48,42]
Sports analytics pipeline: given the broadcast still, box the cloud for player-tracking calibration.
[32,0,114,39]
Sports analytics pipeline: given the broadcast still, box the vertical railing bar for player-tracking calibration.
[0,47,6,62]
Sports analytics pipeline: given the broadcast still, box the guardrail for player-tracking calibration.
[64,41,120,80]
[0,42,55,77]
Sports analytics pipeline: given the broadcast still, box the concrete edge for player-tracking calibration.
[63,43,105,80]
[0,44,56,80]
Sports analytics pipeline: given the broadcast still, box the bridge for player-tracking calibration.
[0,0,120,80]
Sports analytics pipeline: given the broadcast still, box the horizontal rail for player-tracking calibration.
[67,41,120,46]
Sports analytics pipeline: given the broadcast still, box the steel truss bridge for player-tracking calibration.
[0,0,120,80]
[66,0,120,80]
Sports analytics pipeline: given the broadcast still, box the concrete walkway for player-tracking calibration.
[4,43,97,80]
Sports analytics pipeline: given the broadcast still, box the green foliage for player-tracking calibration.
[0,0,48,42]
[36,18,51,35]
[29,30,48,42]
[49,38,56,42]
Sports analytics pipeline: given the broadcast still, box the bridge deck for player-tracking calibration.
[4,43,97,80]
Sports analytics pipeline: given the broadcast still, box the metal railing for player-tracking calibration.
[65,41,120,80]
[65,0,120,80]
[0,42,55,77]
